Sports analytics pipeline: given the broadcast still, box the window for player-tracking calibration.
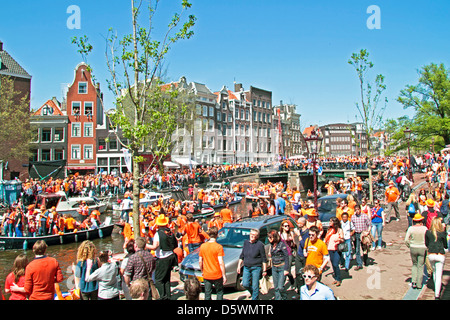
[98,158,108,167]
[84,102,93,116]
[109,139,118,150]
[54,149,64,160]
[30,150,38,162]
[71,123,81,137]
[54,128,64,142]
[41,128,52,142]
[84,145,93,159]
[78,82,88,94]
[203,105,208,117]
[71,145,81,159]
[72,102,81,116]
[209,106,214,117]
[98,138,106,150]
[42,105,53,116]
[84,123,93,137]
[41,149,51,161]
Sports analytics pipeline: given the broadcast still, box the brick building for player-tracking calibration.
[0,40,32,180]
[65,63,104,175]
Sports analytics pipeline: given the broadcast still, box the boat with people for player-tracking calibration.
[0,217,115,250]
[202,195,243,209]
[112,190,171,211]
[35,192,108,220]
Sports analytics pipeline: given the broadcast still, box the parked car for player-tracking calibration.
[179,215,298,291]
[317,193,349,229]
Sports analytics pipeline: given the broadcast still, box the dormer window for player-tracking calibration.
[42,105,53,116]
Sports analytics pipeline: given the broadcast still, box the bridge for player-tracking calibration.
[224,168,383,193]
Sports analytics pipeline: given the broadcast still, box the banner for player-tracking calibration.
[122,149,132,172]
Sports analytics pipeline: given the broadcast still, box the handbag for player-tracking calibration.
[137,252,160,300]
[259,275,273,295]
[338,242,348,253]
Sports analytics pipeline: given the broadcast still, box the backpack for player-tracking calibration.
[408,203,416,215]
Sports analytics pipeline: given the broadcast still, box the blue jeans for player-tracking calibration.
[242,266,262,300]
[371,222,383,248]
[341,239,352,270]
[271,265,287,300]
[329,250,342,282]
[354,233,363,267]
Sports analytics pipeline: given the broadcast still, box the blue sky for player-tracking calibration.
[1,0,449,127]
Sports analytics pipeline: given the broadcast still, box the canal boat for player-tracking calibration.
[0,217,115,251]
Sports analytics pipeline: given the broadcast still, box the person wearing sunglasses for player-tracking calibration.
[300,264,335,300]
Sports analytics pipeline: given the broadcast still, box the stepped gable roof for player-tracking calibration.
[0,41,31,79]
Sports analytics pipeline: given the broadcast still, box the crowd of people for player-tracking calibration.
[1,150,450,300]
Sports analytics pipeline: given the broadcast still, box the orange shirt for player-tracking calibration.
[183,221,202,244]
[199,240,225,280]
[123,222,134,240]
[220,208,233,224]
[385,186,400,203]
[65,217,77,230]
[305,238,328,271]
[208,218,224,230]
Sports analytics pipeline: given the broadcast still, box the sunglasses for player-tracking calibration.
[302,274,316,280]
[283,225,289,228]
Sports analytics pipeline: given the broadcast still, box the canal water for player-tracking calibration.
[0,197,256,297]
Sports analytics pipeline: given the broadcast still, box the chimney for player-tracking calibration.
[234,83,243,92]
[0,41,3,51]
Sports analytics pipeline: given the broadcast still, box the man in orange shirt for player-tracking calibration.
[24,240,64,300]
[208,212,224,230]
[384,180,401,223]
[303,226,329,280]
[199,226,226,300]
[219,202,233,225]
[181,213,203,252]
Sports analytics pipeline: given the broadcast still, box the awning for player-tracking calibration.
[66,166,96,170]
[172,158,199,166]
[163,161,180,169]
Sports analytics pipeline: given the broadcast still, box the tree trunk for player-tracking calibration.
[132,150,141,236]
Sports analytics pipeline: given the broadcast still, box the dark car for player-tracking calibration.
[317,193,349,229]
[179,215,298,291]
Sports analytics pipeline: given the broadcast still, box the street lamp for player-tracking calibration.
[404,127,414,182]
[303,126,323,212]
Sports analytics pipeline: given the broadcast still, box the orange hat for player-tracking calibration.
[155,214,169,226]
[426,199,435,207]
[412,213,424,222]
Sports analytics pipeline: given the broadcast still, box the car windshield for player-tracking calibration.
[317,198,338,213]
[217,227,252,248]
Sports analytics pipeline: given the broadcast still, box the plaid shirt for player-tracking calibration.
[124,249,155,282]
[351,213,371,233]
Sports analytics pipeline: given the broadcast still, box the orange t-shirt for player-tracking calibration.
[220,208,233,224]
[208,218,224,230]
[385,186,400,203]
[305,238,328,271]
[183,222,202,244]
[199,240,225,280]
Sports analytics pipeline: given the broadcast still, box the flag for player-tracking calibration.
[122,149,132,172]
